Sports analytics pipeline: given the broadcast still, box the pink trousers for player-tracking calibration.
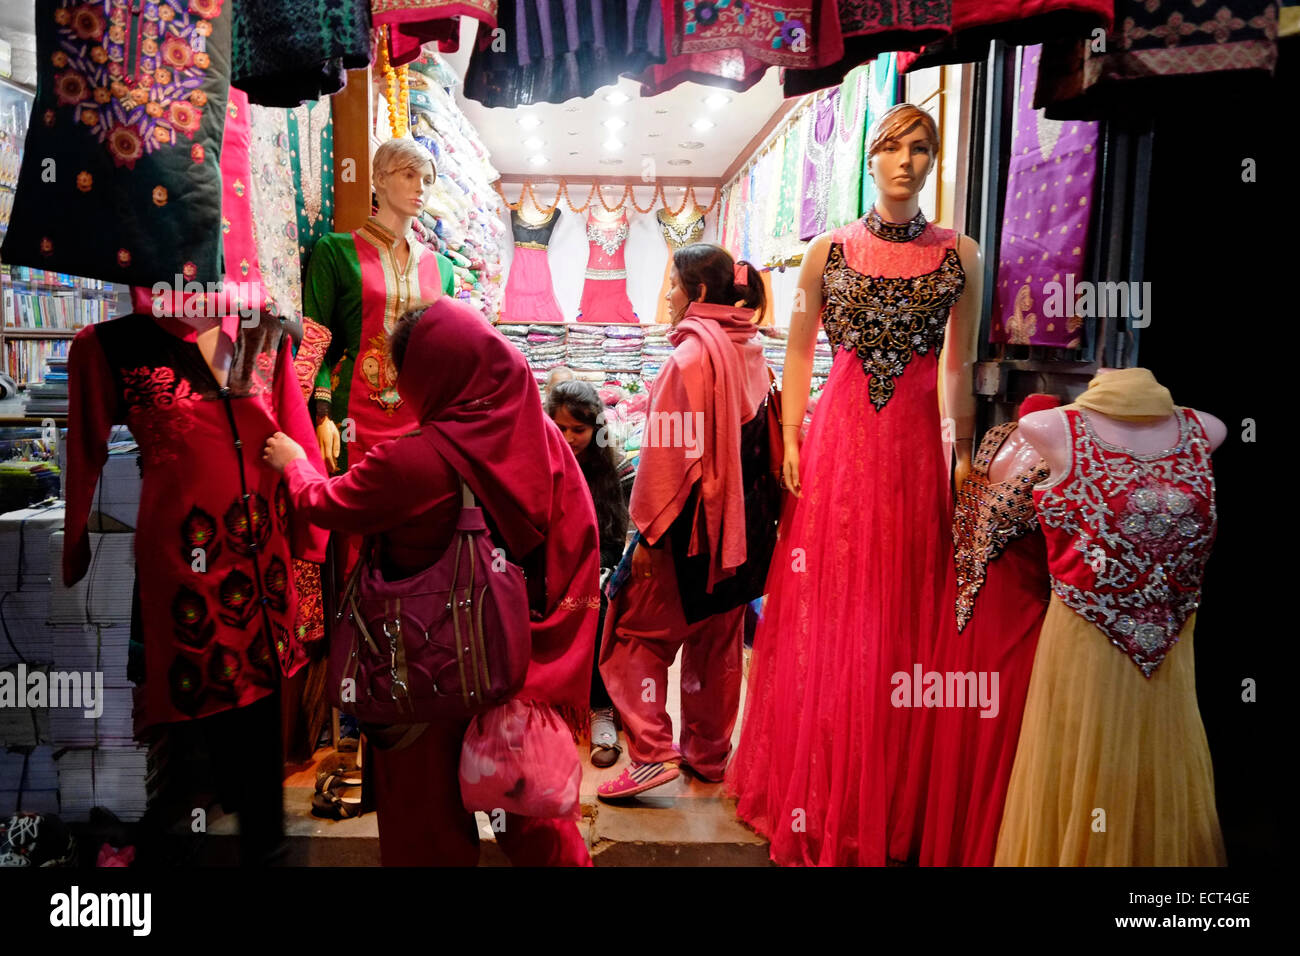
[599,542,745,780]
[371,717,592,867]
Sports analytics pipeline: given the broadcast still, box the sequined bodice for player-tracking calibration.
[586,215,629,259]
[953,423,1050,632]
[512,207,560,247]
[820,235,965,411]
[657,207,705,250]
[1034,407,1217,677]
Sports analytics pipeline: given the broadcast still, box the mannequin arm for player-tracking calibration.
[944,235,983,490]
[780,234,831,497]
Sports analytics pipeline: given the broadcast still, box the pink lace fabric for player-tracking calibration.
[726,219,963,866]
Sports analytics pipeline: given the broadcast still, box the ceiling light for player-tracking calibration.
[604,91,630,105]
[647,132,661,138]
[599,158,624,165]
[603,117,627,130]
[654,108,670,115]
[691,118,715,132]
[677,141,704,149]
[603,138,624,152]
[564,105,581,112]
[517,115,542,129]
[527,154,548,166]
[705,94,731,109]
[523,137,544,150]
[667,158,692,166]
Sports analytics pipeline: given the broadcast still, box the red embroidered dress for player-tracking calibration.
[64,313,328,733]
[578,211,637,324]
[728,213,965,865]
[1034,406,1216,676]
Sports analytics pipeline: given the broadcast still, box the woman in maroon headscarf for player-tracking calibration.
[263,296,600,866]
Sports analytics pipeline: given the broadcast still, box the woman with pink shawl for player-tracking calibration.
[597,244,772,799]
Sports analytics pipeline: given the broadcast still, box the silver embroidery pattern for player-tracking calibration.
[805,96,836,235]
[1036,408,1217,677]
[587,218,629,257]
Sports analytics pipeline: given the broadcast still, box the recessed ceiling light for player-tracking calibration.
[518,115,542,129]
[604,91,630,105]
[705,93,731,109]
[647,132,661,138]
[603,139,624,152]
[599,158,624,165]
[667,158,692,166]
[523,137,545,150]
[654,108,670,115]
[603,117,627,130]
[691,118,715,132]
[568,130,580,136]
[564,105,581,112]
[677,141,704,149]
[527,154,548,166]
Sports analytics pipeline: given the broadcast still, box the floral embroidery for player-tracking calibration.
[122,364,201,464]
[821,241,966,411]
[51,0,224,169]
[171,585,215,648]
[559,594,602,611]
[224,493,272,557]
[358,333,402,415]
[952,423,1049,631]
[76,170,93,191]
[216,568,258,628]
[116,247,131,267]
[1036,408,1217,677]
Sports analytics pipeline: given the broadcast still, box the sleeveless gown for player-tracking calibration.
[727,216,965,866]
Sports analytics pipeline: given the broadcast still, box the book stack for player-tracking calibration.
[47,530,134,626]
[23,356,68,415]
[54,746,149,822]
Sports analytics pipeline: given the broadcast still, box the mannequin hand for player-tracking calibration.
[263,431,307,473]
[953,449,973,494]
[316,418,341,474]
[782,435,803,499]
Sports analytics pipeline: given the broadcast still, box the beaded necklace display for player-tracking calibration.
[864,207,928,242]
[378,27,410,138]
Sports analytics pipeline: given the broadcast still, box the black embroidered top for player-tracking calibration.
[512,207,562,248]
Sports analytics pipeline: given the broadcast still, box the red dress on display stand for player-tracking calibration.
[727,211,966,866]
[919,418,1052,867]
[579,210,638,324]
[503,208,565,323]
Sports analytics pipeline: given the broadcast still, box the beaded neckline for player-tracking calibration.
[865,207,927,242]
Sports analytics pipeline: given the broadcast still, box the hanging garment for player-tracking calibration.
[860,53,898,217]
[372,0,498,64]
[728,213,965,866]
[1,0,233,286]
[1034,1,1279,120]
[248,106,303,322]
[463,0,666,108]
[770,110,806,265]
[782,0,951,97]
[995,405,1226,865]
[918,422,1051,867]
[653,206,707,324]
[826,63,868,228]
[289,99,335,270]
[578,211,637,325]
[230,0,371,106]
[895,0,1111,73]
[635,0,768,96]
[63,312,329,734]
[673,0,842,73]
[799,90,839,241]
[303,218,455,472]
[503,207,564,324]
[991,45,1099,348]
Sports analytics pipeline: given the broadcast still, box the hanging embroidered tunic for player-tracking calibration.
[304,218,455,472]
[63,313,329,733]
[1034,406,1217,676]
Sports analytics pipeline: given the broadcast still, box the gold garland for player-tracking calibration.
[379,27,410,138]
[495,179,721,218]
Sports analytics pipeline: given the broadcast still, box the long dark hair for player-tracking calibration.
[545,380,628,561]
[672,242,766,321]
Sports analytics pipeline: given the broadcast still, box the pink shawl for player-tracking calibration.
[630,302,770,592]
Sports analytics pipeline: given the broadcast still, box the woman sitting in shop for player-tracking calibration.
[596,243,772,799]
[546,379,631,768]
[262,297,600,867]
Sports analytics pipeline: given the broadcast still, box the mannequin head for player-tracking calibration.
[372,138,436,220]
[865,103,939,203]
[667,242,765,325]
[545,365,576,396]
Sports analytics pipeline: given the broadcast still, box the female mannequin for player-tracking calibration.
[306,139,454,475]
[579,201,637,324]
[727,103,982,866]
[996,367,1228,865]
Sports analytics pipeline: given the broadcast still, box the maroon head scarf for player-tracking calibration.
[397,297,601,729]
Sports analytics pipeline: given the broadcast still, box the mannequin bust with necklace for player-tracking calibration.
[306,138,454,474]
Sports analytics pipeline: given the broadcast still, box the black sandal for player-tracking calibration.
[310,778,364,819]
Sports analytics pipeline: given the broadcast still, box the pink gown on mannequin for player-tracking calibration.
[579,210,637,324]
[727,211,965,866]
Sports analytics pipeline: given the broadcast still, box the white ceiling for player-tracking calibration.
[442,18,786,181]
[0,1,36,88]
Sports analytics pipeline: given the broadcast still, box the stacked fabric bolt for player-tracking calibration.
[566,324,607,371]
[641,324,673,381]
[757,326,789,379]
[812,330,834,381]
[602,325,645,373]
[0,747,59,816]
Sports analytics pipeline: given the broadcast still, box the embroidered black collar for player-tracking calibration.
[865,207,927,242]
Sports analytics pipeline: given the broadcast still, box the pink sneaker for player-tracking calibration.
[596,760,680,800]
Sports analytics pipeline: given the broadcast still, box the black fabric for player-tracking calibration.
[512,208,563,247]
[668,398,781,625]
[230,0,372,107]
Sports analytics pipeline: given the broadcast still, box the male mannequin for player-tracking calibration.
[1019,368,1226,472]
[305,138,454,474]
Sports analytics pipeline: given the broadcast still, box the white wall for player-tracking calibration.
[498,182,719,323]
